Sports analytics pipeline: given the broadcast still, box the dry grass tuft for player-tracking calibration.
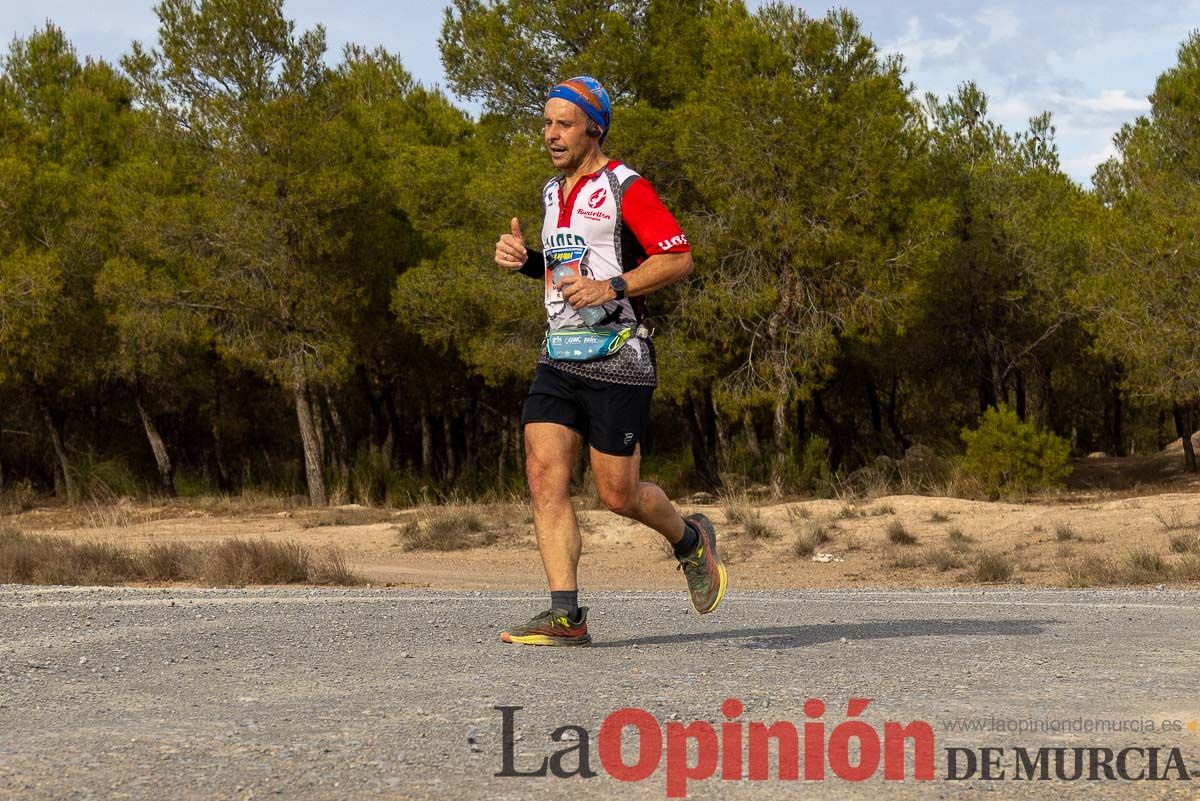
[973,552,1014,583]
[1155,507,1200,532]
[870,503,896,516]
[929,510,950,523]
[886,520,917,545]
[946,527,973,549]
[301,507,395,528]
[1054,523,1078,542]
[721,491,753,525]
[0,527,358,586]
[835,504,864,520]
[1065,549,1177,586]
[1123,549,1168,582]
[792,523,830,558]
[206,539,310,585]
[925,547,964,572]
[743,515,777,540]
[885,545,924,569]
[1173,556,1200,581]
[785,504,812,523]
[1169,532,1200,555]
[397,505,495,551]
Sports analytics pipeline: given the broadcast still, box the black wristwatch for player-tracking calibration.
[609,275,628,300]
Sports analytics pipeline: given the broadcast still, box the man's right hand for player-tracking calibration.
[495,217,528,270]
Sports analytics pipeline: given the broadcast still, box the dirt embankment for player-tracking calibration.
[5,460,1199,590]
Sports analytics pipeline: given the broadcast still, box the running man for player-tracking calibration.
[493,75,727,646]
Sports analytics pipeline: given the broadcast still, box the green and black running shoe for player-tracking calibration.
[677,513,728,614]
[500,607,591,646]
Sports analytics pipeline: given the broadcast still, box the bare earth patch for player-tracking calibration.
[4,479,1199,590]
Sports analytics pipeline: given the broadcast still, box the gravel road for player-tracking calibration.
[3,586,1199,800]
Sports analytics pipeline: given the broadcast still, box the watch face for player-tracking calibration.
[611,276,627,291]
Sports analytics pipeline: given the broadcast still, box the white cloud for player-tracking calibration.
[991,94,1037,122]
[883,16,963,72]
[975,6,1020,44]
[1063,141,1119,177]
[1067,89,1151,113]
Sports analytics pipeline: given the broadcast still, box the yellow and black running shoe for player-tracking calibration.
[500,607,591,646]
[677,513,728,614]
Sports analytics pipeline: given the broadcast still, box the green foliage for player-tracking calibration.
[0,1,1196,505]
[960,405,1072,494]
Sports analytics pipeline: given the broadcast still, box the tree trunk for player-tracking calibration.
[1025,364,1051,430]
[323,388,349,474]
[812,391,843,471]
[1111,386,1125,457]
[443,414,457,484]
[135,393,176,497]
[712,394,728,465]
[310,389,327,468]
[514,417,525,479]
[420,404,434,476]
[37,393,76,502]
[498,421,509,490]
[742,409,762,462]
[771,390,790,486]
[1014,369,1026,421]
[885,376,910,452]
[683,394,721,492]
[211,408,233,493]
[293,376,327,506]
[1173,402,1197,472]
[865,380,883,435]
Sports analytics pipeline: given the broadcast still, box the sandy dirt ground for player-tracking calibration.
[5,447,1199,592]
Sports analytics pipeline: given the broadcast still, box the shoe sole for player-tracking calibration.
[500,632,592,646]
[700,561,728,615]
[687,514,728,615]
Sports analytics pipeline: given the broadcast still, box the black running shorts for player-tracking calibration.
[521,364,654,456]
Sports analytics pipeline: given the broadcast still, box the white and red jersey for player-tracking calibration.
[540,160,690,331]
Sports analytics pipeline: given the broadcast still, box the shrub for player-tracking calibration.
[1169,533,1200,555]
[886,520,917,545]
[792,523,830,558]
[0,528,356,586]
[974,552,1014,582]
[960,405,1072,495]
[398,505,494,551]
[743,515,777,540]
[929,511,950,523]
[797,436,834,494]
[946,527,973,548]
[926,547,964,572]
[1054,523,1077,542]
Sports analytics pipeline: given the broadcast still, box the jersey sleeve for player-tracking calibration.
[619,177,690,256]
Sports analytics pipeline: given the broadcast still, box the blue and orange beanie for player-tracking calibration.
[547,75,612,135]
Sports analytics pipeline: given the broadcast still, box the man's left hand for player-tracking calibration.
[556,274,616,310]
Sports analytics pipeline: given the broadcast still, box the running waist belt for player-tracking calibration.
[545,326,634,361]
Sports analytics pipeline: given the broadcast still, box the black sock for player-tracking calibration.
[550,590,579,617]
[673,520,700,558]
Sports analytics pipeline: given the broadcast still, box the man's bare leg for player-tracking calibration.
[589,444,686,544]
[524,422,584,590]
[591,443,728,614]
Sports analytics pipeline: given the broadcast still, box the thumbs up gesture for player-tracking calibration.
[495,217,528,270]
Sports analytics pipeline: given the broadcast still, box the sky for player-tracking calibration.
[4,0,1198,185]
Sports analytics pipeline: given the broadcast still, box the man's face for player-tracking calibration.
[543,98,598,171]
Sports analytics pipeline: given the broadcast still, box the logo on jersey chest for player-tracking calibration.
[576,186,612,221]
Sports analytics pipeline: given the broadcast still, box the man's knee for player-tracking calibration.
[526,455,568,505]
[598,482,639,517]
